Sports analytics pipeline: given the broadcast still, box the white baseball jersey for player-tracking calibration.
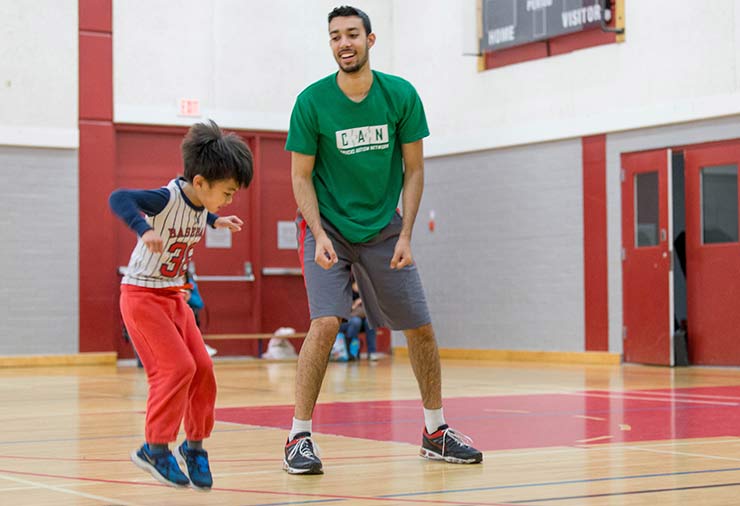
[122,179,207,289]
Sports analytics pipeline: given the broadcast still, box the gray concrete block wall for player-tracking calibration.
[0,146,78,354]
[401,139,585,352]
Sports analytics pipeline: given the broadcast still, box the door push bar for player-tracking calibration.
[117,262,256,282]
[261,267,303,276]
[195,262,255,282]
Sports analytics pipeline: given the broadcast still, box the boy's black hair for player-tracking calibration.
[181,120,253,188]
[328,5,372,35]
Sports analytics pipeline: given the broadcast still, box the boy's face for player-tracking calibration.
[192,176,240,213]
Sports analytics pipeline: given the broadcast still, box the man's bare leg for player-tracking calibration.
[406,323,483,463]
[294,316,340,420]
[404,323,442,410]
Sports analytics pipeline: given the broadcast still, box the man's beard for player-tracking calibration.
[337,46,368,73]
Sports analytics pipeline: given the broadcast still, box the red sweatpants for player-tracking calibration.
[120,285,216,444]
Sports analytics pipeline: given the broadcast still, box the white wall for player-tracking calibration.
[116,1,740,155]
[114,0,394,129]
[0,0,78,148]
[392,0,740,157]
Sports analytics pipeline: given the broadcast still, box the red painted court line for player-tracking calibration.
[0,455,127,463]
[214,454,415,463]
[0,468,164,488]
[562,391,739,406]
[0,467,515,506]
[0,453,414,463]
[626,390,740,401]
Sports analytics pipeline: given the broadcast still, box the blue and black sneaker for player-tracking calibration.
[420,425,483,464]
[283,432,323,474]
[130,444,190,487]
[176,441,213,490]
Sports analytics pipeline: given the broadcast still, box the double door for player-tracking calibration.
[622,142,740,365]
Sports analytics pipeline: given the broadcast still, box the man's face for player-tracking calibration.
[329,16,375,73]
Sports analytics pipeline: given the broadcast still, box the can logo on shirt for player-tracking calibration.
[335,124,389,154]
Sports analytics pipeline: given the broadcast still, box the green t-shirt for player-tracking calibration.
[286,70,429,243]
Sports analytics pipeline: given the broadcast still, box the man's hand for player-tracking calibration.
[315,232,338,270]
[141,229,164,254]
[214,215,244,232]
[390,235,413,269]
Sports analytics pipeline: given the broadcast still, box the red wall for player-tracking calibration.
[582,135,609,351]
[79,0,118,352]
[94,125,390,357]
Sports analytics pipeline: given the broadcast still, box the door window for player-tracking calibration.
[635,171,659,247]
[701,164,738,244]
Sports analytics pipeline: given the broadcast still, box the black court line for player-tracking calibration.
[507,481,740,503]
[381,465,740,497]
[248,500,346,506]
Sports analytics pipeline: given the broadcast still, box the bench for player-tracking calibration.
[202,332,307,357]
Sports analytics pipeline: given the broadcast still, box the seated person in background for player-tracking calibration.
[339,280,378,361]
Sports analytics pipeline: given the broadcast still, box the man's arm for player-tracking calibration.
[291,152,337,269]
[400,139,425,239]
[390,139,425,269]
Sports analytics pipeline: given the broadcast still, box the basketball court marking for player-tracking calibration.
[506,481,740,504]
[0,473,143,506]
[0,467,519,506]
[4,441,740,505]
[378,464,740,497]
[5,362,740,504]
[215,386,740,451]
[623,445,740,463]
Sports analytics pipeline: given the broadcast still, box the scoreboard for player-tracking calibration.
[481,0,609,52]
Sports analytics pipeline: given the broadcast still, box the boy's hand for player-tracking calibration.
[141,230,164,253]
[214,215,244,232]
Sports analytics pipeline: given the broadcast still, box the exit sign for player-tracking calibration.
[178,98,201,117]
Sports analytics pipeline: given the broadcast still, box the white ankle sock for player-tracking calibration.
[423,408,446,434]
[290,418,312,440]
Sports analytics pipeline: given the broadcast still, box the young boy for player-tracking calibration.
[110,120,253,489]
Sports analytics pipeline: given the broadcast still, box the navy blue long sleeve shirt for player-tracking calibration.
[109,184,218,236]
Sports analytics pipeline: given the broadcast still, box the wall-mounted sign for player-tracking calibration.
[278,221,298,250]
[205,226,231,248]
[481,0,606,52]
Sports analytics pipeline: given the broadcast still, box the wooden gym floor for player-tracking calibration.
[1,355,740,505]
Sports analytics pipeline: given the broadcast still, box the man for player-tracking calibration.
[284,5,483,475]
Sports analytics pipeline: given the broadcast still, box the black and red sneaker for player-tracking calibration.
[420,425,483,464]
[283,432,323,474]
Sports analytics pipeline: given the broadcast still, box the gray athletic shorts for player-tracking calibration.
[297,212,431,331]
